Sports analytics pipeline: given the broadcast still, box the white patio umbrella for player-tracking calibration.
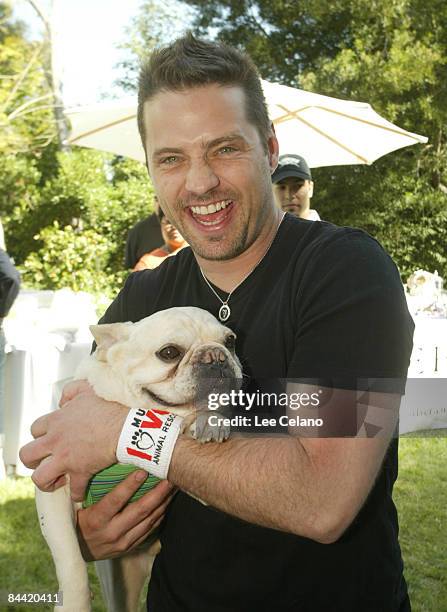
[66,80,427,167]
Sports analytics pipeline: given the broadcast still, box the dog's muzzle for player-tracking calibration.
[193,346,236,378]
[191,346,241,407]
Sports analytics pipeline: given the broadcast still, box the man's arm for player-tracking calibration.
[20,381,397,545]
[169,424,392,544]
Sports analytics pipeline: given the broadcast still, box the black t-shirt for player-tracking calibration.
[124,213,163,269]
[0,249,20,318]
[101,215,414,612]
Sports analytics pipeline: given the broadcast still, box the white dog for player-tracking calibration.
[35,307,242,612]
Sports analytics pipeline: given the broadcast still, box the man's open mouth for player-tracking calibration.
[189,199,234,226]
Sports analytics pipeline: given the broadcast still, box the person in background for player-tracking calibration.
[0,219,21,434]
[272,153,321,220]
[124,198,163,269]
[133,208,188,270]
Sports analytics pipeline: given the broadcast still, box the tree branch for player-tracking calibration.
[1,42,45,113]
[26,0,51,38]
[7,93,54,120]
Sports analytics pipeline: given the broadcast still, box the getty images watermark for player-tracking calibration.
[200,378,447,438]
[207,388,325,429]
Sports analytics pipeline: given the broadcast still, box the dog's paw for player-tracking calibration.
[190,411,230,443]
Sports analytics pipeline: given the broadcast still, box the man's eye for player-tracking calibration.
[160,156,179,165]
[218,146,237,154]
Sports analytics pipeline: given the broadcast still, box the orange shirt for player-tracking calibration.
[133,245,186,271]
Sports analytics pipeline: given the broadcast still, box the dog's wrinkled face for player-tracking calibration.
[90,307,242,412]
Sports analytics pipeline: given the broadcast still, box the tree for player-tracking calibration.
[5,149,156,297]
[0,4,156,297]
[0,1,57,154]
[25,0,70,147]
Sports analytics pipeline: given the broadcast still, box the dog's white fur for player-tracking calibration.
[35,307,242,612]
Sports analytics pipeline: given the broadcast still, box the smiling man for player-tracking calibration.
[21,35,413,612]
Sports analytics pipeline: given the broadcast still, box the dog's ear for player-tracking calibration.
[90,322,132,361]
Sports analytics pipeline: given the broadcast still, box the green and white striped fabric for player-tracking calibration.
[83,464,160,508]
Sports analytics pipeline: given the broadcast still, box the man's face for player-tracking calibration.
[272,177,314,219]
[160,216,186,250]
[143,84,278,261]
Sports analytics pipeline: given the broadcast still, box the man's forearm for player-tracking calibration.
[168,435,330,542]
[168,432,390,544]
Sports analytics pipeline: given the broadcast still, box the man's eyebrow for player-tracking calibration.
[207,134,245,148]
[152,147,184,160]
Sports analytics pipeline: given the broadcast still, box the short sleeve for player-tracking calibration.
[289,230,414,393]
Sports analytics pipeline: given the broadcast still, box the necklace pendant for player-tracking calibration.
[219,304,231,322]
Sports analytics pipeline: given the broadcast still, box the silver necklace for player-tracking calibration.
[199,213,285,322]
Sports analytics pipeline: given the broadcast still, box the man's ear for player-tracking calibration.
[90,322,133,361]
[308,180,314,199]
[268,123,279,173]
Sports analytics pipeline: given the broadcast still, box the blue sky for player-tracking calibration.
[13,0,145,106]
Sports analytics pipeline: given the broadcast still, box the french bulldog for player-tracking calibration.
[35,306,242,612]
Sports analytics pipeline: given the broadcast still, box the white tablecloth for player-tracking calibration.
[400,315,447,435]
[1,289,98,476]
[3,334,90,475]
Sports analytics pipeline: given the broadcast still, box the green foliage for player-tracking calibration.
[0,2,56,155]
[0,6,158,300]
[22,222,117,295]
[2,149,155,297]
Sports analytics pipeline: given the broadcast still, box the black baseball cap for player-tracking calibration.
[272,154,312,183]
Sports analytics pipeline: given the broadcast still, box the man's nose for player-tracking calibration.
[185,159,220,195]
[292,184,303,197]
[282,186,293,201]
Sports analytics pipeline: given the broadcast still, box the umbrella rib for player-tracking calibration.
[274,104,426,141]
[274,105,370,164]
[67,113,137,143]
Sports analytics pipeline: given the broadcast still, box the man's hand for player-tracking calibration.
[19,389,130,501]
[59,378,93,407]
[77,472,175,561]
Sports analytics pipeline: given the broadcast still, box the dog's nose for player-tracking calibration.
[199,347,227,365]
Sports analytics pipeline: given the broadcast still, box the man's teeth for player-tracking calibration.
[190,200,232,215]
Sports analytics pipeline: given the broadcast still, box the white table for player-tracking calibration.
[400,315,447,434]
[2,333,91,475]
[1,289,98,476]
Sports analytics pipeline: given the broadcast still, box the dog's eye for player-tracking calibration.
[224,335,236,351]
[157,345,182,361]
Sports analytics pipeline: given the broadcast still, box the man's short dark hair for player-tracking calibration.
[137,33,271,152]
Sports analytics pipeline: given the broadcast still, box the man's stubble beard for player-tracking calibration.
[182,193,272,262]
[160,190,272,262]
